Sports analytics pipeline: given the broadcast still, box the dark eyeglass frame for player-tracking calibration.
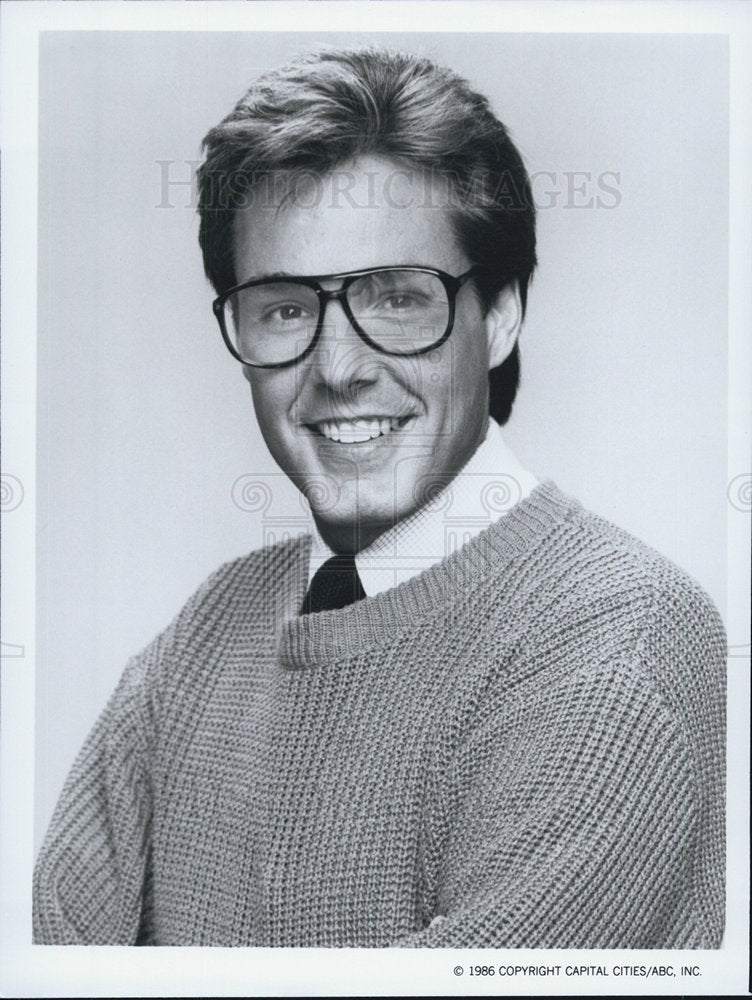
[212,264,482,369]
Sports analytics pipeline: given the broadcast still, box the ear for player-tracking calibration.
[485,280,523,369]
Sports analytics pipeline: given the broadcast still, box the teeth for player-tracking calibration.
[316,417,407,443]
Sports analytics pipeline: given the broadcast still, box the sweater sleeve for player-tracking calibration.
[33,643,160,945]
[395,588,726,949]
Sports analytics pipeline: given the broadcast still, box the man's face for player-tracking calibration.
[233,155,520,552]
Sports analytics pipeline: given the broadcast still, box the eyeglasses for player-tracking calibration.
[212,265,481,368]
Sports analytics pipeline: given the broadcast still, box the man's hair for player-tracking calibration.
[197,47,536,425]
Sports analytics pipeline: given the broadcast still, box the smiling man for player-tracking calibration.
[34,47,726,948]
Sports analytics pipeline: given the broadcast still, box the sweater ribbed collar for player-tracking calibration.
[276,481,579,669]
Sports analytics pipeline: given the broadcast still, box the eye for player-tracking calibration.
[383,293,418,310]
[275,304,305,321]
[375,289,434,313]
[260,302,314,325]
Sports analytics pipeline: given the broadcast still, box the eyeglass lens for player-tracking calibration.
[223,269,451,365]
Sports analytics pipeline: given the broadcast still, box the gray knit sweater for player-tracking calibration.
[33,483,726,947]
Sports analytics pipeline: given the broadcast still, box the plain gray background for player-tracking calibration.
[35,31,728,851]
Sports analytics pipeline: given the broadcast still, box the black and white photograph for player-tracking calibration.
[1,1,750,996]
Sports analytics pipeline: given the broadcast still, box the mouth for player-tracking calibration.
[305,415,416,444]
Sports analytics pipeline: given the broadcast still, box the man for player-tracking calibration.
[34,47,726,948]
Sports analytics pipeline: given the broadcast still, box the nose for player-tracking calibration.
[308,294,379,395]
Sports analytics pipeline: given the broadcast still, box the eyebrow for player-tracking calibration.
[246,270,296,282]
[241,266,419,283]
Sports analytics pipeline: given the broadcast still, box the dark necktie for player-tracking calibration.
[300,553,366,615]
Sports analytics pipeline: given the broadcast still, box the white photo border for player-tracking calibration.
[1,2,750,997]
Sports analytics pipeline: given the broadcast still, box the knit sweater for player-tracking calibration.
[33,482,726,948]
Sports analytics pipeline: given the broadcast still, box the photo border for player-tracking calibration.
[1,2,749,996]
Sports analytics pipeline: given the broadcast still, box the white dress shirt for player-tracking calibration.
[307,418,538,597]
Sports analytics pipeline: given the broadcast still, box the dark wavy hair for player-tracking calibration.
[197,47,536,424]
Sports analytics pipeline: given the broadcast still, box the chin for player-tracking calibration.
[312,501,398,552]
